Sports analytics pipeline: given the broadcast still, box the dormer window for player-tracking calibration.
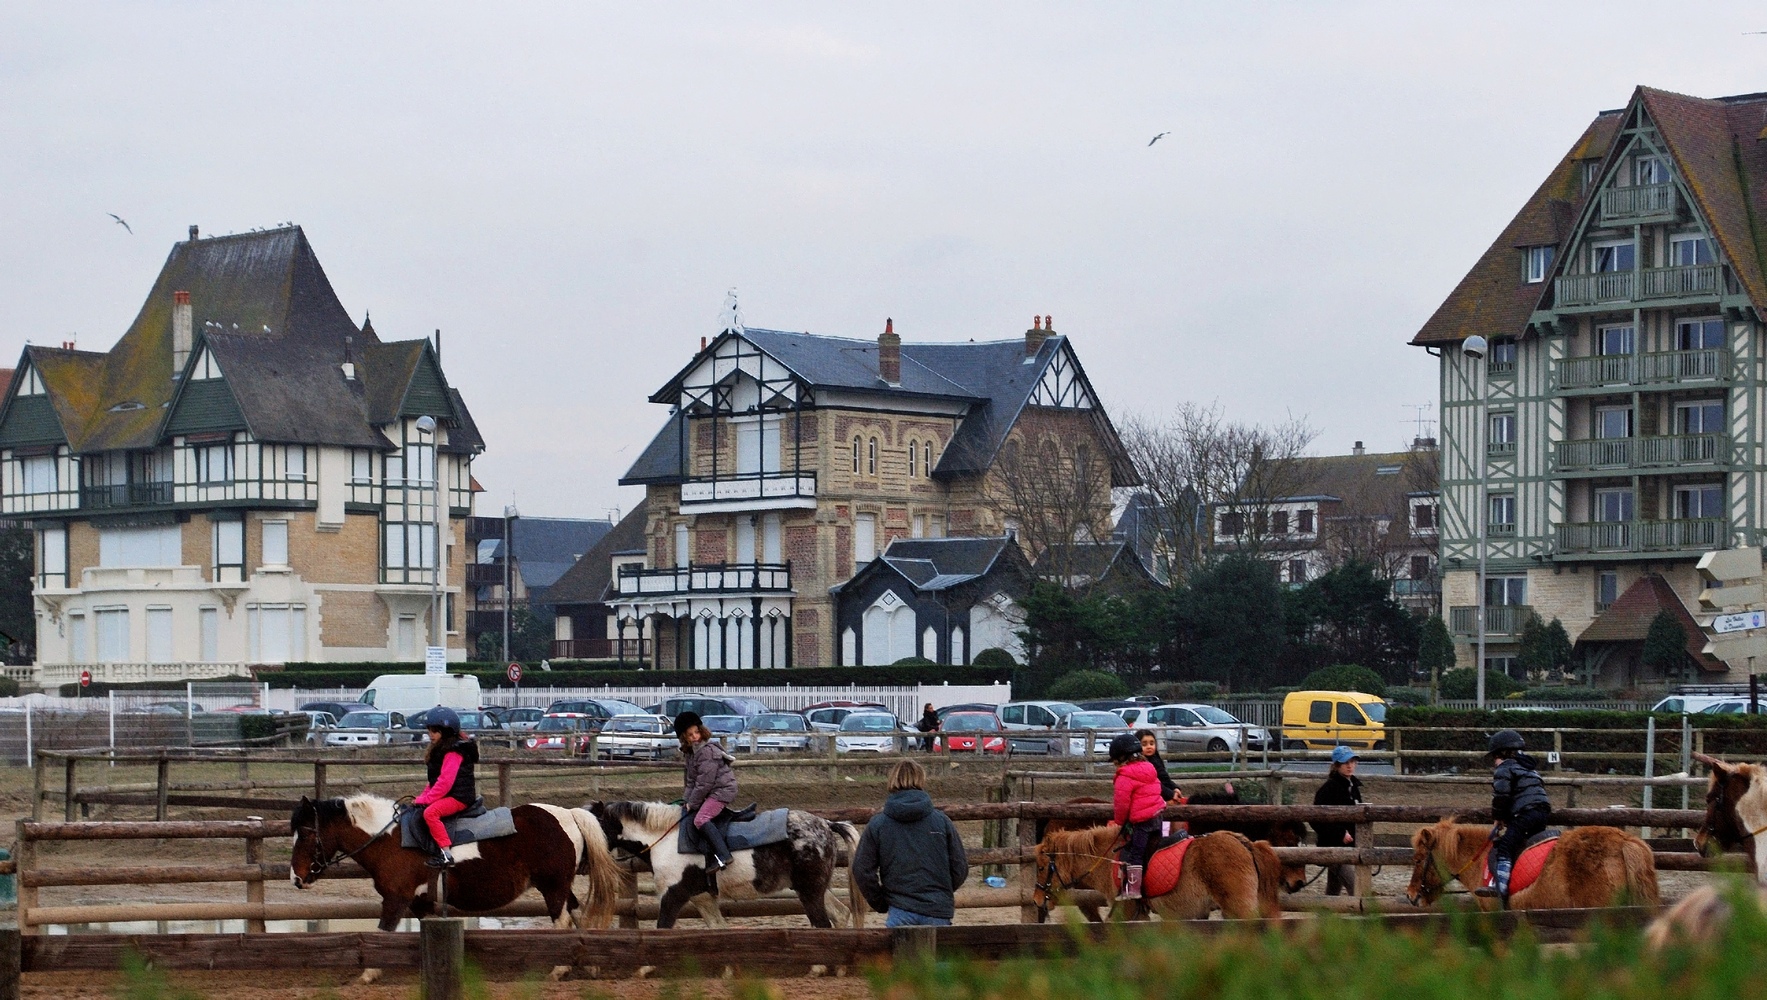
[1525,246,1555,284]
[19,367,45,396]
[1670,235,1715,267]
[190,350,222,380]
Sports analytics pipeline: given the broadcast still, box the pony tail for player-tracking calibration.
[568,808,625,928]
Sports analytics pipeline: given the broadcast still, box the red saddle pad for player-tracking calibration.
[1482,836,1557,895]
[1113,835,1193,899]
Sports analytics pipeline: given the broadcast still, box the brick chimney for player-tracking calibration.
[878,318,901,385]
[1025,314,1053,358]
[172,291,193,372]
[1353,440,1366,456]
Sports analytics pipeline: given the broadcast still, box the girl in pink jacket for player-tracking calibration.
[1110,733,1164,900]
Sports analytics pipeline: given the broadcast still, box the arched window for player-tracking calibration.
[908,439,918,478]
[852,436,862,474]
[867,437,878,476]
[922,441,933,477]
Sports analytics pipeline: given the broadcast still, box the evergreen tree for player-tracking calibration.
[1171,555,1287,691]
[1417,615,1456,676]
[1641,610,1689,680]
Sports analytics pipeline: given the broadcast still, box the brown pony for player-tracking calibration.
[1692,752,1767,882]
[1033,825,1282,922]
[1404,817,1659,911]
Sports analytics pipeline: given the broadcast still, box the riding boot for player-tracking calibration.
[700,820,735,872]
[1475,857,1512,900]
[1115,865,1144,901]
[427,847,456,869]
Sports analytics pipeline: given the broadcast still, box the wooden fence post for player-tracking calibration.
[30,756,44,823]
[1391,730,1403,774]
[1016,803,1038,924]
[12,822,34,938]
[420,916,465,1000]
[1354,817,1375,903]
[63,758,76,823]
[244,816,266,933]
[313,761,327,801]
[827,733,839,781]
[0,923,18,1000]
[1553,730,1564,773]
[154,756,170,823]
[497,762,512,808]
[892,925,937,962]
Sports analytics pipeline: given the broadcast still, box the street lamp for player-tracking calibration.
[1462,335,1489,709]
[415,415,440,651]
[502,503,519,663]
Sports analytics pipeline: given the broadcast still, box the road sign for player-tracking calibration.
[1714,610,1767,634]
[507,662,523,684]
[79,670,91,688]
[1704,631,1767,668]
[425,646,447,675]
[1699,546,1764,582]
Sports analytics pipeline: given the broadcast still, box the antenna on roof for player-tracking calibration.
[1403,403,1435,442]
[720,288,744,335]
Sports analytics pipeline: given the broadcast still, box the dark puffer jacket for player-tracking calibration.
[1310,769,1363,847]
[852,789,970,919]
[1492,754,1550,821]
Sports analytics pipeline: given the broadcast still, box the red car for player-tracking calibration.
[934,712,1007,754]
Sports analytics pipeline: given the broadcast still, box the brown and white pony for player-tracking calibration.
[1693,752,1767,882]
[1404,817,1659,911]
[1033,825,1283,922]
[291,794,624,929]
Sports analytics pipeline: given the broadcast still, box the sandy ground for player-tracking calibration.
[1,755,1725,997]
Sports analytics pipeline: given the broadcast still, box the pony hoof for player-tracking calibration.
[548,965,572,982]
[636,965,657,979]
[809,964,829,977]
[358,968,383,985]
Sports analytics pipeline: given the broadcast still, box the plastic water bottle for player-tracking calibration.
[983,875,1007,889]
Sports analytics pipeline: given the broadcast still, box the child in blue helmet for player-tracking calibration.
[412,706,479,868]
[1476,729,1550,904]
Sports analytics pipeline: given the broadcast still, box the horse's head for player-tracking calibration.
[289,795,344,888]
[1694,753,1764,855]
[1405,819,1458,906]
[1030,825,1112,921]
[1266,821,1309,893]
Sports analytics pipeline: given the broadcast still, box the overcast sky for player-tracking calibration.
[3,4,1765,521]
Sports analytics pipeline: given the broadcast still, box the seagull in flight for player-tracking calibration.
[1147,131,1171,147]
[107,213,132,234]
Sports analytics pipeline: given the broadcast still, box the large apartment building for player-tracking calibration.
[0,226,483,685]
[614,317,1134,668]
[1413,87,1767,685]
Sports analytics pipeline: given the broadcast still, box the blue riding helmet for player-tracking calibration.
[426,706,461,733]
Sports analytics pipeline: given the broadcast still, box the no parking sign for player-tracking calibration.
[507,662,523,685]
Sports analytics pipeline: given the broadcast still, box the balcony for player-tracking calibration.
[679,472,816,513]
[616,562,792,598]
[1554,348,1728,391]
[80,482,174,509]
[1449,605,1534,637]
[1554,264,1725,310]
[1555,518,1725,555]
[1391,578,1440,597]
[1554,433,1728,474]
[1598,183,1678,225]
[465,563,505,587]
[551,638,651,660]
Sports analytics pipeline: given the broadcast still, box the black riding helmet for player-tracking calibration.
[1487,729,1525,757]
[673,711,704,738]
[426,706,461,734]
[1108,732,1141,764]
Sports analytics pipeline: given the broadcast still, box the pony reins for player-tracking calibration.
[303,801,404,882]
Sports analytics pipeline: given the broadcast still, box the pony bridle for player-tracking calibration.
[1033,851,1119,918]
[299,811,396,885]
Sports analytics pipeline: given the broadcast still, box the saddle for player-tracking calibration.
[678,803,791,855]
[398,798,518,854]
[1114,832,1193,899]
[1481,831,1560,895]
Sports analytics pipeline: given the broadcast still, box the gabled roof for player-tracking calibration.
[544,501,651,607]
[1574,574,1717,671]
[1414,86,1767,347]
[1033,540,1156,587]
[0,226,483,454]
[832,535,1022,595]
[490,516,616,595]
[1266,449,1433,514]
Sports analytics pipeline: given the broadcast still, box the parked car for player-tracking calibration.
[1075,699,1141,713]
[525,713,598,751]
[595,714,676,759]
[1139,704,1271,753]
[803,701,891,733]
[655,694,771,721]
[1656,695,1745,714]
[1279,690,1388,750]
[325,711,404,746]
[702,714,751,750]
[399,708,512,746]
[542,699,649,726]
[1698,700,1765,715]
[835,712,904,752]
[490,706,546,731]
[1051,711,1130,756]
[998,701,1082,755]
[933,711,1006,754]
[934,702,999,723]
[748,712,813,752]
[300,701,373,721]
[301,711,338,745]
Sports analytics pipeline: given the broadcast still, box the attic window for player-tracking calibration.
[1525,246,1554,283]
[108,401,146,413]
[190,350,222,380]
[19,368,45,396]
[1375,465,1401,476]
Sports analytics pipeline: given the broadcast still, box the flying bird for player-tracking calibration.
[1147,132,1171,147]
[107,214,132,234]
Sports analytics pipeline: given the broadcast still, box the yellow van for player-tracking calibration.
[1280,690,1388,750]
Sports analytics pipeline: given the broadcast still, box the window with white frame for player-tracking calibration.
[1593,242,1636,273]
[1594,405,1633,439]
[1635,157,1666,185]
[1488,412,1517,447]
[927,514,945,538]
[734,417,781,476]
[248,604,306,663]
[1526,246,1555,283]
[261,520,289,567]
[907,439,918,478]
[99,524,182,567]
[147,607,173,664]
[95,608,129,661]
[213,518,244,582]
[1670,235,1715,267]
[193,442,232,484]
[1596,571,1619,611]
[922,441,933,477]
[199,607,219,662]
[1676,317,1724,350]
[1675,484,1723,520]
[1593,487,1634,523]
[1488,494,1516,529]
[382,422,438,583]
[283,445,307,481]
[1598,324,1635,356]
[18,367,45,396]
[189,350,222,380]
[1489,338,1518,370]
[674,523,690,568]
[854,513,877,564]
[20,454,56,494]
[1677,400,1724,434]
[911,514,925,538]
[761,512,782,562]
[851,436,861,474]
[351,450,373,484]
[1486,576,1526,606]
[38,526,66,588]
[867,437,878,476]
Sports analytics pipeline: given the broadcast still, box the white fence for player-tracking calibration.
[0,681,267,765]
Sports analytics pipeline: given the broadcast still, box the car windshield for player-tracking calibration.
[1361,703,1387,723]
[842,714,896,732]
[1702,702,1744,714]
[1066,712,1122,728]
[704,716,746,733]
[536,716,583,731]
[1193,706,1240,725]
[603,717,663,733]
[338,713,389,728]
[1046,703,1082,718]
[753,715,807,731]
[944,714,999,732]
[593,699,647,716]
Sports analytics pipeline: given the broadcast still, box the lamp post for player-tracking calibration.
[1462,335,1489,709]
[415,415,440,650]
[502,503,519,663]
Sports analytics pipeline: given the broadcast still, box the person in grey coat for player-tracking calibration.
[852,759,969,927]
[676,711,738,871]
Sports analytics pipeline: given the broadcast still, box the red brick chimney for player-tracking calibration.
[1025,314,1054,357]
[878,318,901,385]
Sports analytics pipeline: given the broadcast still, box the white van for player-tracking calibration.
[1652,694,1742,714]
[360,674,482,718]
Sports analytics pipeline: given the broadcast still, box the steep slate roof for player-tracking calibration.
[624,327,1135,485]
[1033,540,1155,586]
[1274,450,1433,512]
[488,516,615,597]
[830,535,1018,594]
[1416,86,1767,347]
[1574,574,1717,671]
[0,226,482,454]
[544,501,651,607]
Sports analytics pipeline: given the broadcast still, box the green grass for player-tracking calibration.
[872,892,1767,1000]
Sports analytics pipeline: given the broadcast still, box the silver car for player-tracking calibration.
[325,711,403,746]
[749,712,813,752]
[998,701,1082,755]
[1052,711,1131,756]
[1133,704,1271,753]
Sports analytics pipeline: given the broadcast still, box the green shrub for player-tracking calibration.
[0,676,19,698]
[1385,686,1430,706]
[59,677,255,697]
[1144,680,1222,702]
[1044,669,1128,701]
[1439,667,1523,700]
[1298,664,1386,697]
[972,647,1018,668]
[892,656,936,666]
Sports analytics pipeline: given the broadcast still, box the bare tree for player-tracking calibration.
[1119,403,1317,584]
[982,421,1117,585]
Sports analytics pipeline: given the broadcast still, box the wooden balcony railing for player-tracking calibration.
[1554,433,1727,472]
[1554,348,1728,390]
[1598,183,1678,224]
[1449,605,1534,637]
[1555,518,1725,554]
[616,562,792,597]
[1554,264,1724,308]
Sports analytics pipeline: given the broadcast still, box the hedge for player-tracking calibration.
[261,662,1014,691]
[59,677,257,698]
[1388,706,1767,773]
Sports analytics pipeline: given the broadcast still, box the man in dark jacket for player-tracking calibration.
[1476,729,1551,905]
[916,703,940,752]
[852,759,969,926]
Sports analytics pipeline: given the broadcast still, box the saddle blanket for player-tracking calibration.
[1483,832,1559,895]
[1114,834,1193,899]
[399,803,517,853]
[678,807,791,855]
